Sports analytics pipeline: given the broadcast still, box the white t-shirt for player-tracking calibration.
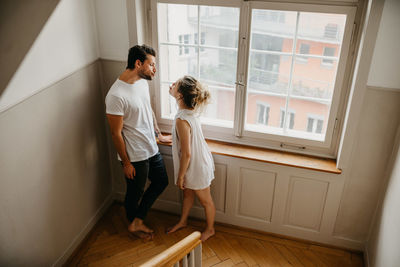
[105,79,158,162]
[172,109,215,190]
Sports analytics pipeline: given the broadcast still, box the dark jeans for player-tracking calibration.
[123,152,168,222]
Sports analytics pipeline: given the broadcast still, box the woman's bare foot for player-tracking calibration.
[166,221,187,234]
[201,228,215,242]
[130,230,153,241]
[128,218,154,234]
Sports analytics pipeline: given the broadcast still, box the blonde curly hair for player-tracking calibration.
[176,75,211,111]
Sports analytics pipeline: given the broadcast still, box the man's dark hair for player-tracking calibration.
[126,45,156,69]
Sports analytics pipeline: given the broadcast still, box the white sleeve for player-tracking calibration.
[105,94,124,116]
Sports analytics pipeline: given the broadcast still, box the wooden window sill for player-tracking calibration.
[157,138,341,174]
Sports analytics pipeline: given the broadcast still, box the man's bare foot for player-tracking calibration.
[166,222,187,234]
[128,218,154,234]
[200,228,215,242]
[129,230,153,241]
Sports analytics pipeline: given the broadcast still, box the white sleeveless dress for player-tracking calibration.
[172,109,215,190]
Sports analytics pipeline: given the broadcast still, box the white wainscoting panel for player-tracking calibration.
[283,176,329,232]
[154,145,362,250]
[237,167,276,222]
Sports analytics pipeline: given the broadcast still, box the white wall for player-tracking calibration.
[0,0,99,112]
[366,127,400,267]
[365,1,400,265]
[367,0,400,89]
[94,0,130,61]
[0,0,113,265]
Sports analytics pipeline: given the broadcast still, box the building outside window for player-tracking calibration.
[153,0,356,157]
[322,47,336,66]
[280,108,295,129]
[297,43,310,63]
[307,115,324,134]
[256,102,270,125]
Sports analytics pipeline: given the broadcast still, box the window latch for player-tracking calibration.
[235,81,245,86]
[280,143,306,150]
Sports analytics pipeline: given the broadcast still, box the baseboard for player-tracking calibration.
[364,243,370,267]
[52,194,114,267]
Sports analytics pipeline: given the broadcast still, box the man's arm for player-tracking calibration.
[152,110,172,143]
[106,114,136,179]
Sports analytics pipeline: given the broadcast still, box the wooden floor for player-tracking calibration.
[66,203,364,267]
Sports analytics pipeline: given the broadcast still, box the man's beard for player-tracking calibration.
[139,70,153,80]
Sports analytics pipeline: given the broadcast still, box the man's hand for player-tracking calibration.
[177,176,185,190]
[158,133,172,143]
[123,162,136,179]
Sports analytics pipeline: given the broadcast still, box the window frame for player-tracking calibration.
[150,0,357,158]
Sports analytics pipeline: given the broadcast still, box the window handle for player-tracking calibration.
[235,81,246,86]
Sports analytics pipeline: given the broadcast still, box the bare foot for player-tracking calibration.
[129,230,153,241]
[200,228,215,242]
[128,219,154,234]
[166,222,187,234]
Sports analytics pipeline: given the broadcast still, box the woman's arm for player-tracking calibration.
[175,118,191,190]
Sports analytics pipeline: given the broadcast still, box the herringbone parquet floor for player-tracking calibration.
[65,203,364,266]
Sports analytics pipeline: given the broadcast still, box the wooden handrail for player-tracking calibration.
[140,231,202,267]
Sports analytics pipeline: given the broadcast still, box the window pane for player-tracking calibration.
[298,12,346,47]
[251,10,297,53]
[288,98,329,140]
[159,45,198,82]
[307,118,314,132]
[200,6,239,48]
[200,48,237,85]
[202,85,235,126]
[158,3,240,124]
[248,53,291,95]
[246,94,287,133]
[291,58,338,100]
[245,8,347,142]
[157,3,198,44]
[160,83,178,119]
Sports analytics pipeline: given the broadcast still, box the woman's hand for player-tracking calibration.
[177,176,185,190]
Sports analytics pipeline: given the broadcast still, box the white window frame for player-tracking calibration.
[151,0,357,158]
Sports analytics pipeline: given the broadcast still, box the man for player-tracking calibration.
[105,45,171,239]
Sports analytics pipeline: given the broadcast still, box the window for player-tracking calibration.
[152,0,357,157]
[194,32,206,52]
[324,23,339,39]
[280,108,295,129]
[178,34,191,55]
[256,102,270,125]
[307,115,324,134]
[297,43,310,62]
[322,47,336,66]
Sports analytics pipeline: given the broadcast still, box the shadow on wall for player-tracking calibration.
[0,0,61,97]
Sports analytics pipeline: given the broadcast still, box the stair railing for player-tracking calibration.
[140,231,202,267]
